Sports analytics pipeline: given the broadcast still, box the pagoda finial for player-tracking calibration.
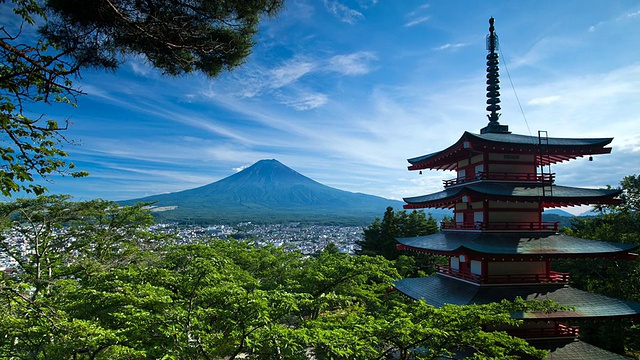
[481,17,510,134]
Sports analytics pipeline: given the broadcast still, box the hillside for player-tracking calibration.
[121,159,417,225]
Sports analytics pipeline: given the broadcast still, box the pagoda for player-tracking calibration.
[393,18,640,358]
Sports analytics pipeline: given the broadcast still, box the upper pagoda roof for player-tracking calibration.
[396,232,639,258]
[393,276,640,320]
[403,183,621,209]
[407,131,613,171]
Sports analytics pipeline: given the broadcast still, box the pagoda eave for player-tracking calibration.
[393,276,640,320]
[407,132,614,171]
[397,243,639,261]
[396,232,640,257]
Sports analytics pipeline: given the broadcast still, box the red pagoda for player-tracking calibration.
[393,18,640,358]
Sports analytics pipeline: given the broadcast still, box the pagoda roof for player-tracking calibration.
[524,339,629,360]
[393,275,640,320]
[396,232,640,258]
[526,339,631,360]
[408,132,613,171]
[403,183,621,209]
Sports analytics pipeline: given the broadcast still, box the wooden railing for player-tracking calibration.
[436,264,482,283]
[436,265,570,285]
[482,271,570,284]
[506,323,579,339]
[441,221,559,232]
[443,172,554,187]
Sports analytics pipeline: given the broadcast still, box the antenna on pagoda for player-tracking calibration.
[481,17,510,134]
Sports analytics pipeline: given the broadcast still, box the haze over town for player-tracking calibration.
[22,1,640,215]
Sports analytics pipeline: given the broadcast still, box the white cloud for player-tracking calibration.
[327,52,377,75]
[433,43,468,51]
[405,16,430,28]
[270,59,316,88]
[281,92,329,110]
[128,57,154,77]
[619,10,640,21]
[528,95,561,106]
[324,0,364,24]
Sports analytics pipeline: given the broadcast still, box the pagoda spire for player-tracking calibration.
[481,17,510,134]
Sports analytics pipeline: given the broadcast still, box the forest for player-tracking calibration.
[0,195,553,359]
[1,176,639,359]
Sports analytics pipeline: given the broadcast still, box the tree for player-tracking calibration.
[0,196,554,359]
[41,0,284,76]
[358,207,442,277]
[358,207,439,260]
[552,174,640,355]
[1,0,284,196]
[1,1,88,196]
[0,195,169,359]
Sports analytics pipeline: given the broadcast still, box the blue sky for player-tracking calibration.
[16,1,640,214]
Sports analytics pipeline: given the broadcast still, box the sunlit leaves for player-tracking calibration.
[0,196,552,359]
[1,1,86,196]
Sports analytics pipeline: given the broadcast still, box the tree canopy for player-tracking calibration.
[357,207,439,260]
[0,195,552,359]
[1,0,284,196]
[40,0,284,76]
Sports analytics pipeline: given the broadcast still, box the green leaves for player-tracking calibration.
[0,196,551,359]
[41,0,285,77]
[1,1,88,196]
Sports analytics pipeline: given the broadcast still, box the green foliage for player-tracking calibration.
[358,207,439,260]
[358,207,444,277]
[0,196,552,359]
[553,175,640,355]
[1,1,88,196]
[41,0,284,77]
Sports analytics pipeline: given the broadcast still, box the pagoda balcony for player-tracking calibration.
[443,172,554,187]
[505,323,579,340]
[436,264,570,285]
[441,221,559,232]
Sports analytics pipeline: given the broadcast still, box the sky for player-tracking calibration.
[9,1,640,215]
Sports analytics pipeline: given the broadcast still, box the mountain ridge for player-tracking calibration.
[120,159,420,225]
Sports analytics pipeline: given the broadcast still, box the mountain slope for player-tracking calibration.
[121,159,408,225]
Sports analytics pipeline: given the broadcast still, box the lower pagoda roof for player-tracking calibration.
[396,232,639,258]
[393,275,640,320]
[403,183,621,209]
[525,339,631,360]
[407,131,613,171]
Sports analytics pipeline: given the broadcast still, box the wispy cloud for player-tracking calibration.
[324,0,364,24]
[590,9,640,32]
[204,51,376,110]
[405,16,430,28]
[128,56,154,77]
[280,91,329,110]
[528,95,561,106]
[270,59,317,88]
[405,3,430,27]
[433,43,468,51]
[327,52,377,75]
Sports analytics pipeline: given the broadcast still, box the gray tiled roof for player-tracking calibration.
[408,131,613,165]
[403,183,621,205]
[393,275,640,319]
[396,232,640,256]
[528,339,632,359]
